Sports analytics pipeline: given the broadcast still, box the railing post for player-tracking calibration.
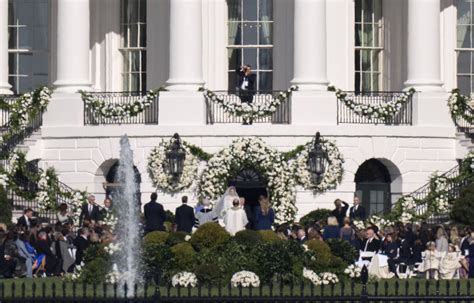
[360,265,369,303]
[153,269,162,301]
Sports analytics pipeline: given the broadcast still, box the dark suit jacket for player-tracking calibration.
[144,201,166,232]
[79,204,101,225]
[17,216,30,229]
[235,67,256,93]
[73,236,90,265]
[349,205,366,220]
[461,237,470,256]
[362,238,381,253]
[175,204,195,233]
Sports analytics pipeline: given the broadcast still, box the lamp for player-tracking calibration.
[307,132,328,184]
[166,133,186,182]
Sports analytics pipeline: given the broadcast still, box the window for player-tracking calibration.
[355,0,383,93]
[456,0,474,95]
[8,0,49,94]
[120,0,146,92]
[227,0,273,92]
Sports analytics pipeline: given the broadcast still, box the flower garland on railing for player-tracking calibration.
[291,138,344,193]
[201,85,298,121]
[0,86,51,143]
[79,87,165,119]
[148,137,200,193]
[448,89,474,125]
[328,85,416,121]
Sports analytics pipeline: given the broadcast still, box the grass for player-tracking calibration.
[0,278,473,298]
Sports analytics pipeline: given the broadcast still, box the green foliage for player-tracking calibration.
[143,231,169,246]
[305,240,332,269]
[143,243,174,283]
[170,242,196,271]
[325,239,358,264]
[83,244,109,263]
[258,230,282,243]
[190,222,230,251]
[194,263,224,285]
[281,145,306,161]
[299,209,333,227]
[253,241,294,283]
[233,229,263,246]
[451,182,474,225]
[78,258,109,284]
[0,186,11,224]
[165,231,188,246]
[183,142,212,161]
[165,210,175,223]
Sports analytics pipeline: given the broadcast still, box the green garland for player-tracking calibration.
[448,89,474,125]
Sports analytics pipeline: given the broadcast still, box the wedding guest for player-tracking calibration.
[15,232,34,278]
[223,198,248,236]
[52,231,75,274]
[468,235,474,278]
[296,227,307,244]
[143,193,166,233]
[349,196,366,220]
[439,244,463,280]
[361,227,381,260]
[194,198,218,228]
[175,196,195,233]
[254,196,274,231]
[100,198,113,221]
[57,203,72,225]
[0,230,16,278]
[383,233,399,274]
[339,217,355,242]
[79,195,101,226]
[17,208,34,230]
[241,197,255,230]
[235,65,256,124]
[418,242,440,279]
[331,199,349,227]
[35,231,61,276]
[323,216,340,240]
[436,226,449,254]
[73,228,90,266]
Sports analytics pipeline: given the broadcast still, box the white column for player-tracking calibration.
[166,0,204,91]
[53,0,91,92]
[405,0,443,91]
[291,0,328,91]
[0,0,12,94]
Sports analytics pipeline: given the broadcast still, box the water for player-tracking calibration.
[114,135,142,292]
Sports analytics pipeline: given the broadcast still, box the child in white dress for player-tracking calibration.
[439,244,463,280]
[418,242,440,280]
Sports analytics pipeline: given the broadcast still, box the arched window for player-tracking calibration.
[355,159,391,216]
[227,0,273,92]
[355,0,383,93]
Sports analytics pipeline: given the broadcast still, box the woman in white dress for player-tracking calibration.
[223,198,248,236]
[418,242,441,280]
[439,244,463,280]
[214,186,240,218]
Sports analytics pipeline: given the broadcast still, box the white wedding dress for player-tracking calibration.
[223,207,248,236]
[214,187,240,218]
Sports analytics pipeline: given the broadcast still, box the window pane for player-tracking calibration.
[141,73,147,91]
[458,51,470,74]
[259,23,272,45]
[130,74,139,92]
[259,48,272,70]
[228,72,237,91]
[363,24,373,47]
[355,24,362,46]
[457,0,471,24]
[362,73,372,92]
[127,0,139,23]
[259,0,272,21]
[361,50,370,71]
[228,0,242,21]
[243,22,257,45]
[18,26,30,49]
[258,72,272,92]
[355,50,361,72]
[139,0,146,23]
[457,25,471,48]
[228,48,242,69]
[372,50,380,72]
[131,51,140,72]
[228,22,241,45]
[130,24,138,47]
[8,27,16,49]
[123,51,130,73]
[243,0,257,21]
[141,51,146,72]
[355,0,361,23]
[139,23,146,47]
[457,75,470,95]
[122,24,129,47]
[18,53,31,75]
[363,0,373,23]
[243,48,257,69]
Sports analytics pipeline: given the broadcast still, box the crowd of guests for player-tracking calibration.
[1,191,473,281]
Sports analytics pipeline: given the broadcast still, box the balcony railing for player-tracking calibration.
[205,91,291,124]
[337,92,413,125]
[455,104,473,133]
[83,91,159,125]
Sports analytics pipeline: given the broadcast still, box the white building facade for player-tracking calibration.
[1,0,471,218]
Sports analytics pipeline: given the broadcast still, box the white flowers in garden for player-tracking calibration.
[171,272,198,288]
[104,242,121,256]
[344,264,361,279]
[230,271,260,288]
[303,268,339,286]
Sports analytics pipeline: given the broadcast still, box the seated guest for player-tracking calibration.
[412,238,424,264]
[0,231,18,278]
[383,233,399,274]
[323,216,340,240]
[175,196,195,233]
[254,196,275,231]
[296,227,307,244]
[331,199,349,227]
[194,198,218,228]
[73,228,90,266]
[418,241,440,280]
[35,231,61,276]
[439,244,463,280]
[223,198,248,236]
[16,232,35,278]
[360,227,381,261]
[57,203,72,225]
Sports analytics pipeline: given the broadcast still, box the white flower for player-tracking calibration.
[171,272,198,287]
[231,271,260,288]
[344,264,361,279]
[185,235,191,241]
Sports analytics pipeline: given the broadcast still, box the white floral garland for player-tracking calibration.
[197,137,297,224]
[231,271,260,288]
[80,89,159,119]
[344,264,361,279]
[148,137,199,193]
[292,139,344,193]
[448,89,474,124]
[303,268,339,286]
[328,85,416,121]
[6,87,51,129]
[202,86,297,121]
[171,271,198,287]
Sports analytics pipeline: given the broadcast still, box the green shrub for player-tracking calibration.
[144,231,169,246]
[190,222,230,251]
[299,209,332,227]
[165,210,175,223]
[171,243,196,271]
[83,244,109,263]
[166,231,188,246]
[233,229,262,246]
[305,240,332,268]
[143,243,173,283]
[78,258,109,284]
[325,239,358,264]
[219,241,258,282]
[0,186,11,225]
[451,183,474,225]
[253,241,293,283]
[258,230,281,243]
[195,263,224,285]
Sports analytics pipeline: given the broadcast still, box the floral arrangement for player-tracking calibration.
[303,268,339,286]
[171,271,198,288]
[80,88,164,119]
[292,137,344,193]
[353,220,365,230]
[230,271,260,288]
[344,264,361,279]
[202,86,297,121]
[448,89,474,125]
[104,242,121,256]
[102,212,118,231]
[328,85,416,121]
[366,215,393,229]
[148,136,200,193]
[197,137,297,223]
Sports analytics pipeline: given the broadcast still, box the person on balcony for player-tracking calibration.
[236,65,256,125]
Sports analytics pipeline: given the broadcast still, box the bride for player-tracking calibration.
[214,186,240,218]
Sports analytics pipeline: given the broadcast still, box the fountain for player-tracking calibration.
[112,135,142,292]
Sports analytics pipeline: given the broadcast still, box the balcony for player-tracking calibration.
[205,91,291,124]
[83,91,159,125]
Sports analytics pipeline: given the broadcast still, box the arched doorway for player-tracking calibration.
[105,161,142,208]
[355,159,391,216]
[229,168,268,211]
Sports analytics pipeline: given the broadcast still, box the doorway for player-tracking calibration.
[355,159,391,216]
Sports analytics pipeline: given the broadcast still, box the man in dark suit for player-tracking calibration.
[349,196,366,221]
[73,228,90,266]
[17,208,33,230]
[235,65,256,103]
[79,195,101,226]
[361,227,381,255]
[175,196,195,233]
[144,193,166,233]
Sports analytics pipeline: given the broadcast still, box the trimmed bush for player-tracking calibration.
[305,239,332,268]
[143,243,173,283]
[166,231,188,247]
[165,210,175,223]
[234,229,262,246]
[299,209,332,227]
[258,230,281,243]
[325,238,358,264]
[190,222,230,251]
[78,257,109,284]
[253,241,293,283]
[195,263,224,284]
[171,242,196,271]
[0,186,11,225]
[144,231,169,246]
[451,183,474,225]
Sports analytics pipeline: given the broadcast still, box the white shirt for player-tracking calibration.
[241,78,249,90]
